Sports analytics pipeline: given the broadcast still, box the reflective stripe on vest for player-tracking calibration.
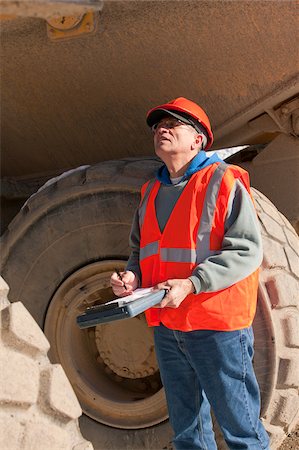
[138,179,155,230]
[140,244,197,263]
[161,248,197,263]
[195,163,227,262]
[140,241,159,260]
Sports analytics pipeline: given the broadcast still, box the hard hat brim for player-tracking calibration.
[147,108,208,140]
[147,108,191,127]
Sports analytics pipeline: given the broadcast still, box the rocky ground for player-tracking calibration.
[278,426,299,450]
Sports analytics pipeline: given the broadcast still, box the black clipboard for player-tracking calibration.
[76,289,166,329]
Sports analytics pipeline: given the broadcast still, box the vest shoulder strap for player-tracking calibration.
[139,178,157,230]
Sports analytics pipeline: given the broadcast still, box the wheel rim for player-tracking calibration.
[44,260,168,429]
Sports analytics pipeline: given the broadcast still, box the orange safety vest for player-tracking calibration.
[138,162,259,331]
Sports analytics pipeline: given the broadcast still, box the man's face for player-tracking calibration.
[152,116,202,159]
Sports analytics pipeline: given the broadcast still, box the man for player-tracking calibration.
[111,97,270,450]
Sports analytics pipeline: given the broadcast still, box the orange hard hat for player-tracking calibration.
[146,97,214,150]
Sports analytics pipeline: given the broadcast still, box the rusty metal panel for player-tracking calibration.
[1,1,298,176]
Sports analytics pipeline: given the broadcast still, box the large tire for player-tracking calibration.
[0,277,92,450]
[251,188,299,448]
[1,158,298,449]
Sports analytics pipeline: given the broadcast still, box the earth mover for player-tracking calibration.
[0,1,298,449]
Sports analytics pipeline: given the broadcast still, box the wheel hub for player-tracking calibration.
[95,318,158,379]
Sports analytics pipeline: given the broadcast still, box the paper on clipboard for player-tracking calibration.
[105,287,155,306]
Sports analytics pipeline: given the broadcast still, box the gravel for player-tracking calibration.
[278,426,299,450]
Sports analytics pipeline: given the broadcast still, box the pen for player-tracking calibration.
[115,269,127,290]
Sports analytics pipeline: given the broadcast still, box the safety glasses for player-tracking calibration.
[151,118,192,133]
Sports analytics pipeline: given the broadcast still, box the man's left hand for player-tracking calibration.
[154,278,195,308]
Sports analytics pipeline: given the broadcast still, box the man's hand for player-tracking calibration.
[110,270,139,297]
[155,278,195,308]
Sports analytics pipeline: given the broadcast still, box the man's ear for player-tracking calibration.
[191,134,203,150]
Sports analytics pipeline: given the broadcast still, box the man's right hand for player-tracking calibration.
[110,270,139,297]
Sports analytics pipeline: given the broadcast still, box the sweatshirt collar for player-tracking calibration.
[156,151,223,185]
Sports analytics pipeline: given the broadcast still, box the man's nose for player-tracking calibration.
[157,124,170,133]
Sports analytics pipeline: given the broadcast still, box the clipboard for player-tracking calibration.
[76,289,166,329]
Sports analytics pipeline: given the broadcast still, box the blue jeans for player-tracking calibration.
[154,324,270,450]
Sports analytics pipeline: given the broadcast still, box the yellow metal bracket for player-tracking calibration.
[46,12,97,41]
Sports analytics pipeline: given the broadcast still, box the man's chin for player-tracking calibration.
[155,147,172,158]
[155,143,173,153]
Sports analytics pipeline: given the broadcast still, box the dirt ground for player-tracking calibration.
[278,426,299,450]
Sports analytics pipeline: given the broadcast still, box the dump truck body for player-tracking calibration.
[1,1,298,172]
